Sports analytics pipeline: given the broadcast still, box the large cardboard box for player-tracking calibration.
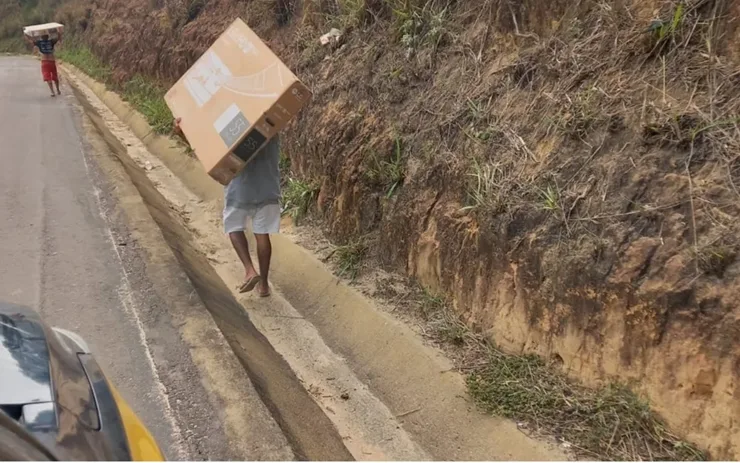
[165,18,312,185]
[23,23,64,37]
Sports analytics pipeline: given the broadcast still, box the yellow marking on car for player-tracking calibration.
[108,383,165,461]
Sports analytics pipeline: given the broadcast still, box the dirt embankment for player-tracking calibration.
[39,0,740,457]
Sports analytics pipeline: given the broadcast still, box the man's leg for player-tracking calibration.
[53,64,60,94]
[229,231,259,282]
[251,204,281,297]
[225,206,260,292]
[42,62,54,96]
[254,234,272,296]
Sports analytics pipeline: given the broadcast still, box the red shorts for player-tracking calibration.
[41,60,58,82]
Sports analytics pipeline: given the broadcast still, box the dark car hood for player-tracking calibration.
[0,302,133,460]
[0,304,54,407]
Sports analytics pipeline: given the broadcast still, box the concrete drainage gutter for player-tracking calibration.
[65,68,354,461]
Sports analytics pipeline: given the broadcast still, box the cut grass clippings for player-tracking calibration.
[411,289,704,461]
[406,312,704,463]
[58,44,172,134]
[467,353,705,461]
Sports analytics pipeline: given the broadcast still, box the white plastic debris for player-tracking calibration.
[320,28,342,46]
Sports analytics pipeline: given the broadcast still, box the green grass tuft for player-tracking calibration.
[540,184,561,212]
[279,151,292,173]
[366,136,405,198]
[334,239,367,281]
[57,45,112,82]
[463,158,506,213]
[122,75,173,134]
[391,0,447,56]
[282,178,320,223]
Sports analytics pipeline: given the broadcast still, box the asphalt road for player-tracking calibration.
[0,56,186,458]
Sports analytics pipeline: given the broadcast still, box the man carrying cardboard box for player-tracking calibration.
[24,29,62,97]
[167,19,312,297]
[174,118,279,297]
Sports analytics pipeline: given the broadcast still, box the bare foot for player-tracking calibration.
[258,282,271,298]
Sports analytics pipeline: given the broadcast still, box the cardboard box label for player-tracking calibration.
[233,130,268,162]
[214,103,249,148]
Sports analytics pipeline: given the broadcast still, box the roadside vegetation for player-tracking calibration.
[282,177,320,223]
[58,44,173,134]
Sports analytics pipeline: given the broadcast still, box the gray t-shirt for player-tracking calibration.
[224,136,281,208]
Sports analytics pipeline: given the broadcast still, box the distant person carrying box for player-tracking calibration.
[24,28,62,97]
[174,118,279,298]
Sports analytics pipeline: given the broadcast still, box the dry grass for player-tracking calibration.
[418,290,470,345]
[294,0,736,457]
[695,244,737,278]
[365,135,406,197]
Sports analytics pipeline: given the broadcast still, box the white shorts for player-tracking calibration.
[223,203,281,234]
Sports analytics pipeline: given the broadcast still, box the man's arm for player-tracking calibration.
[56,28,63,43]
[23,35,38,55]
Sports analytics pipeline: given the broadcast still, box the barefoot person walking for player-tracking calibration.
[174,118,279,297]
[25,29,62,97]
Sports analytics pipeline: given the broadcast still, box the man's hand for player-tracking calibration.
[173,118,190,145]
[173,117,183,135]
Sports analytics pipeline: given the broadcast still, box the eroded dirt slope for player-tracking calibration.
[23,0,740,457]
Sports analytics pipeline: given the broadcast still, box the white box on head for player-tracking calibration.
[23,23,64,38]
